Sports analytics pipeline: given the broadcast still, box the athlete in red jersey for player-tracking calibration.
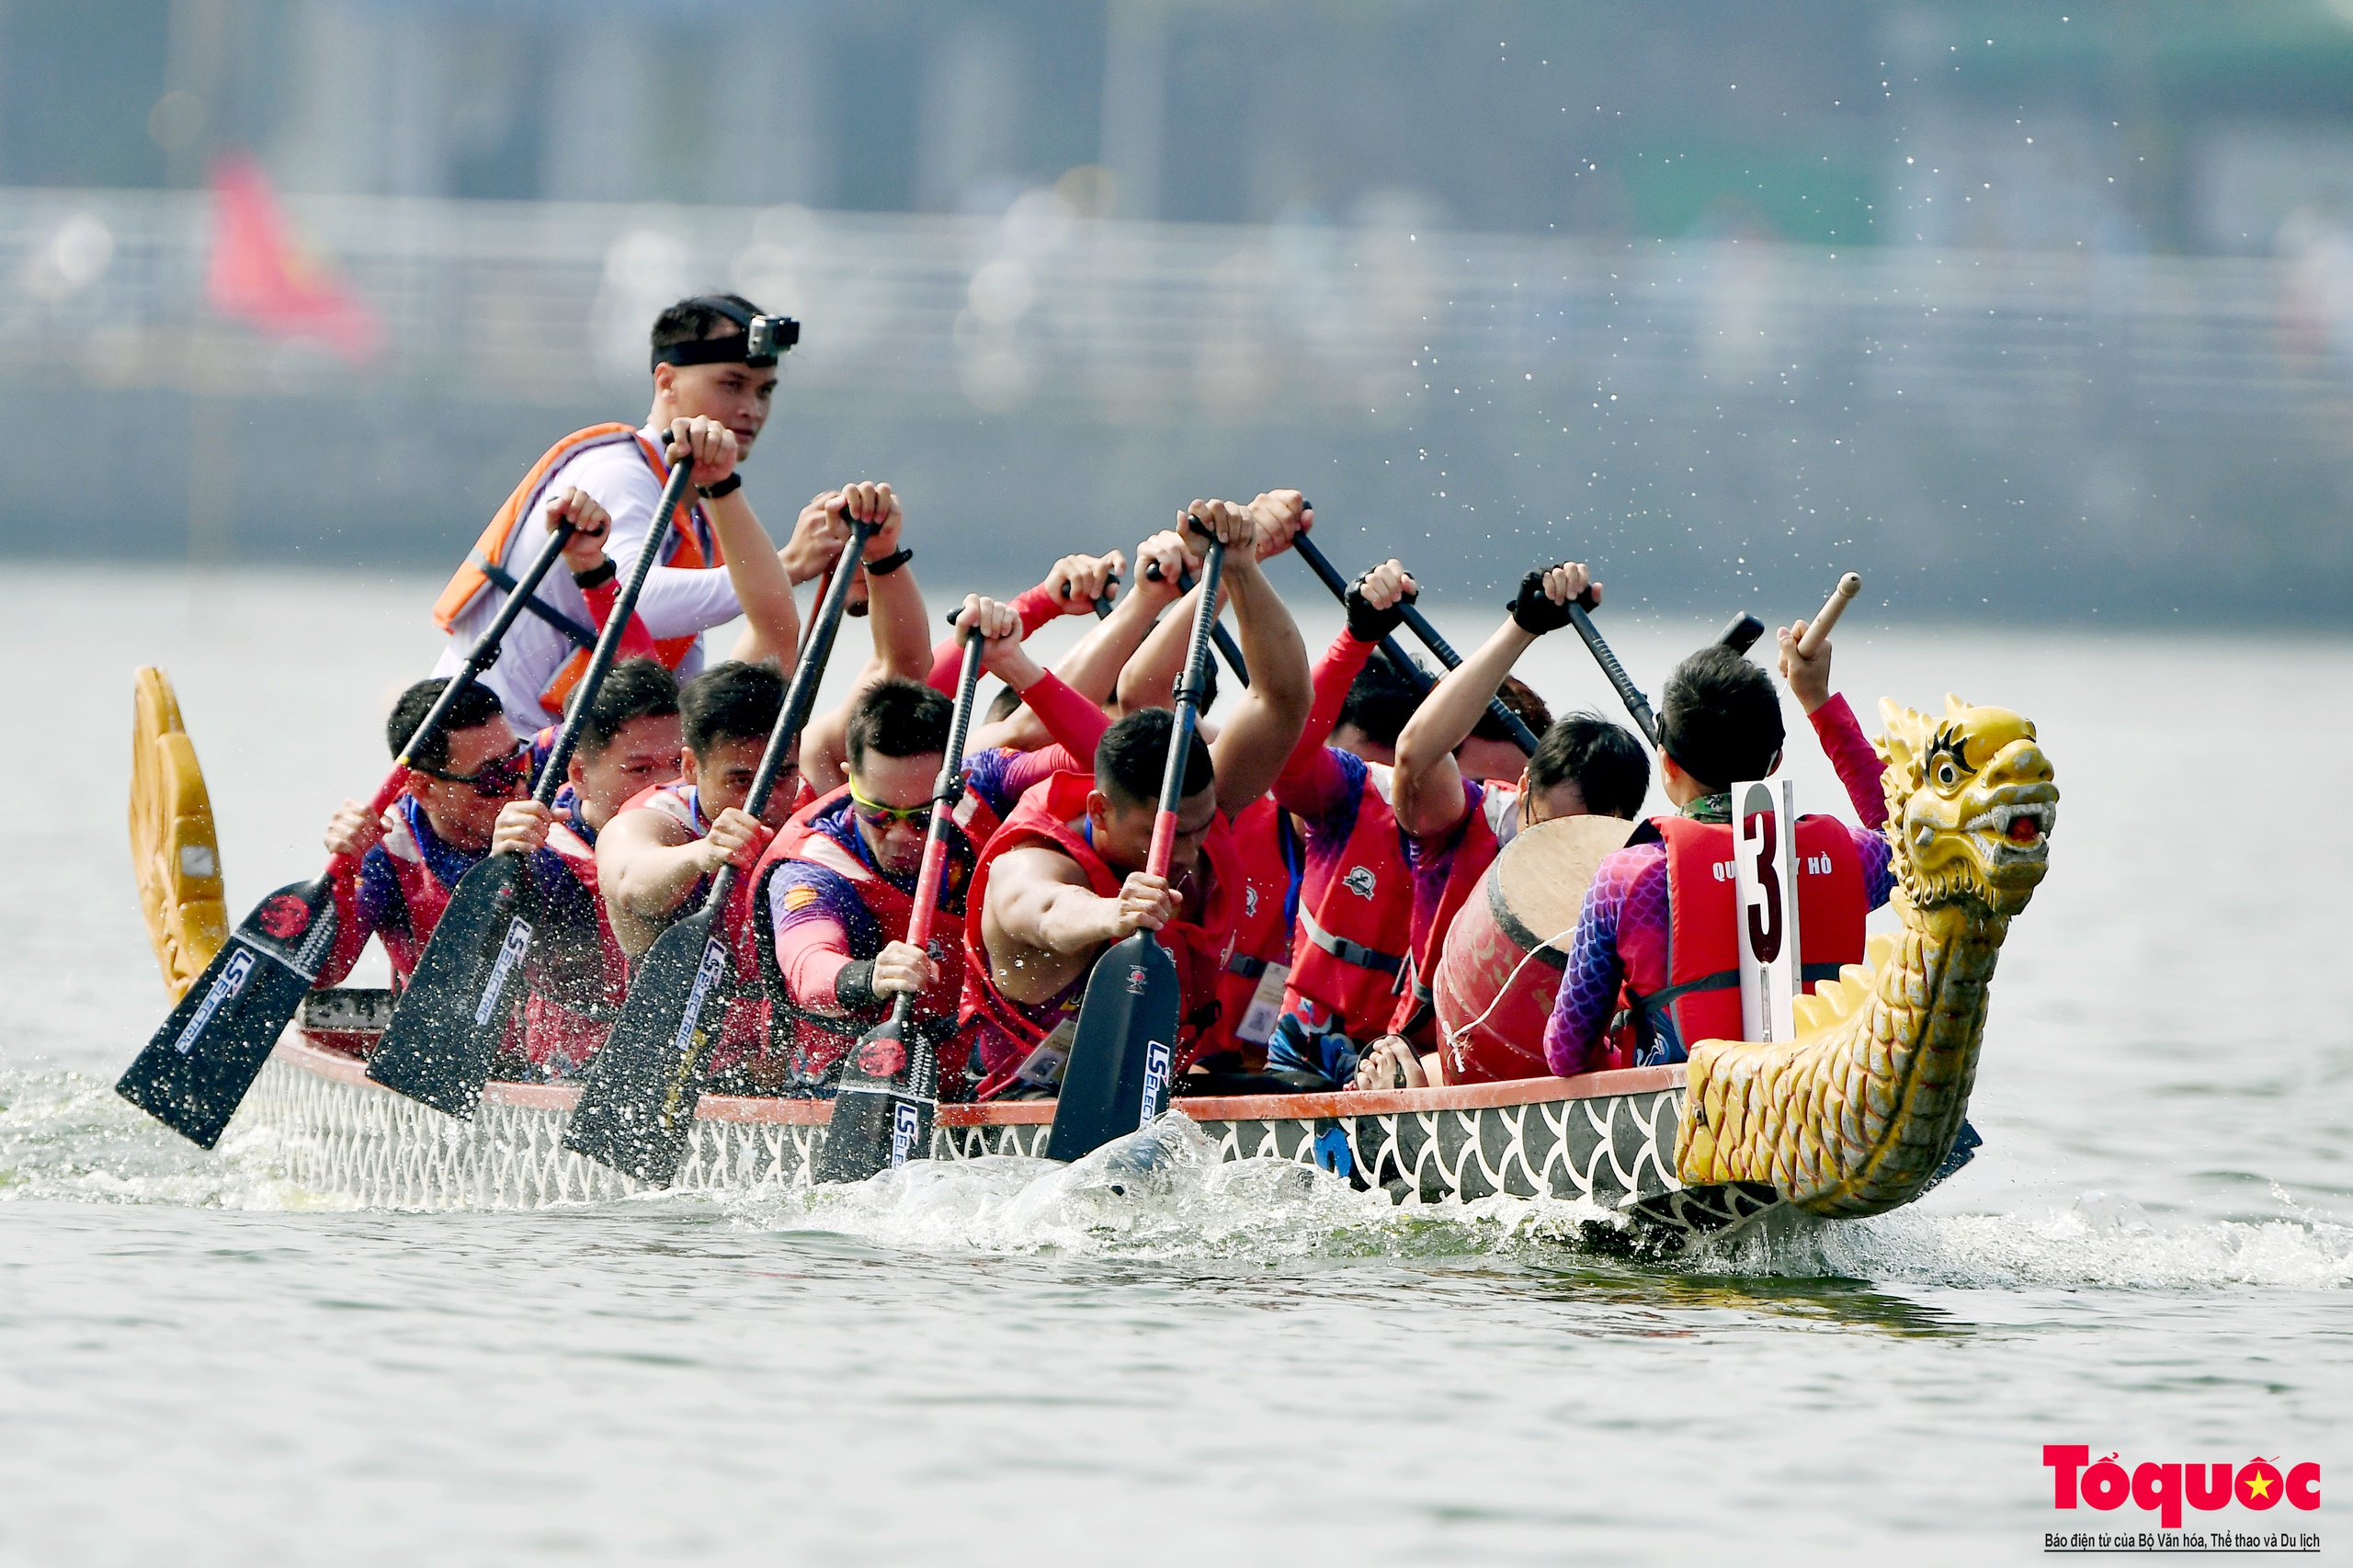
[1542,620,1892,1075]
[1368,561,1651,1085]
[313,678,542,994]
[1253,558,1427,1086]
[486,659,682,1078]
[752,597,1115,1095]
[961,497,1313,1099]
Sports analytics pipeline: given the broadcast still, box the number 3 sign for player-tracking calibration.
[1733,778,1802,1043]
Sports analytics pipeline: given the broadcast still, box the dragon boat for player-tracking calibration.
[130,667,2058,1235]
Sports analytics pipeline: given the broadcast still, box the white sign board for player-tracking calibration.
[1733,778,1802,1043]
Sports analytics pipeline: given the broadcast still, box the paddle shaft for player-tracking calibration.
[1564,600,1660,748]
[1171,564,1248,687]
[529,447,700,800]
[347,517,581,874]
[1284,530,1434,697]
[1148,531,1225,879]
[877,631,988,1035]
[1797,573,1862,659]
[699,522,874,920]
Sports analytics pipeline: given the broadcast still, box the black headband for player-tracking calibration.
[650,297,800,371]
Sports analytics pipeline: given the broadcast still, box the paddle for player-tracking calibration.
[1289,528,1527,751]
[1175,563,1250,687]
[363,446,702,1117]
[116,517,583,1148]
[1561,591,1661,747]
[813,621,988,1184]
[1043,523,1225,1163]
[563,520,876,1183]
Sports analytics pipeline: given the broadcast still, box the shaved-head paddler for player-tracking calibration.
[959,499,1313,1101]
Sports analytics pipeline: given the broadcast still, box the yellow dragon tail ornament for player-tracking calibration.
[1675,695,2057,1217]
[131,667,228,999]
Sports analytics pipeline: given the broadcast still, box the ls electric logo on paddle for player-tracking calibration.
[2043,1447,2318,1549]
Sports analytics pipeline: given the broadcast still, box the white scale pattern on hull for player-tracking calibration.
[233,1054,1780,1233]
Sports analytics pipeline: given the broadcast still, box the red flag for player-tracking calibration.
[205,155,385,364]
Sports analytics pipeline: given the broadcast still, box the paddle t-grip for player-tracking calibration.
[1796,573,1861,659]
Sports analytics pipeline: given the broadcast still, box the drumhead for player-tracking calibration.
[1487,813,1640,957]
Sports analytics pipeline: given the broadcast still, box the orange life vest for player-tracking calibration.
[430,424,721,714]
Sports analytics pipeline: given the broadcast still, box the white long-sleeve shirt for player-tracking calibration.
[431,424,743,730]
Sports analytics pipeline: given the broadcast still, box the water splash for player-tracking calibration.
[0,1064,344,1211]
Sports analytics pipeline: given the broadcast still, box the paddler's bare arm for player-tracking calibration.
[981,846,1175,1004]
[1114,571,1211,715]
[1392,561,1595,838]
[1199,494,1313,813]
[800,483,920,796]
[596,803,768,957]
[665,416,801,668]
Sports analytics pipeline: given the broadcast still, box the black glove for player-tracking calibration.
[1346,573,1417,642]
[1508,567,1590,635]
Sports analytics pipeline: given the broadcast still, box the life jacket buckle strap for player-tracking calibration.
[1298,907,1404,976]
[472,551,600,653]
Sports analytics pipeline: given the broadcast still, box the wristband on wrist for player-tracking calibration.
[865,546,915,576]
[570,560,617,589]
[696,472,743,500]
[835,960,879,1012]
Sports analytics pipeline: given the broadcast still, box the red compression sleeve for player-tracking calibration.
[1809,694,1886,829]
[926,585,1067,693]
[1019,670,1111,763]
[578,577,659,663]
[774,912,858,1012]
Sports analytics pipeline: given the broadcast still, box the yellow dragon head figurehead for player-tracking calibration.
[1877,695,2057,918]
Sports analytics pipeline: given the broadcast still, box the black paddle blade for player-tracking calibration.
[1044,932,1181,1164]
[814,1019,938,1185]
[363,856,532,1119]
[116,875,338,1148]
[562,904,730,1185]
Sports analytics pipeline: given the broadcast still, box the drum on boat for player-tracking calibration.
[1433,814,1637,1085]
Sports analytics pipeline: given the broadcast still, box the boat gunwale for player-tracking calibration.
[278,1030,1681,1128]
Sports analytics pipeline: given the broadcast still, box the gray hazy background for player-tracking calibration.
[6,0,2353,622]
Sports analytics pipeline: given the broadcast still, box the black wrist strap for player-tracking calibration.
[570,560,617,589]
[835,960,879,1012]
[697,472,743,500]
[864,546,915,577]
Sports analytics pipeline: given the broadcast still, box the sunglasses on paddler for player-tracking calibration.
[412,744,531,798]
[847,783,931,831]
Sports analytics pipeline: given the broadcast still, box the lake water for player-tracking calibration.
[2,563,2346,1565]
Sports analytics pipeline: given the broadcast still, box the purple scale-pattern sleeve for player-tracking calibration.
[1543,845,1665,1075]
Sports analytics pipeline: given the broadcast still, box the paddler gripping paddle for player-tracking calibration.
[1290,520,1534,754]
[1043,519,1226,1163]
[363,440,702,1118]
[813,615,989,1184]
[563,520,876,1184]
[116,516,584,1148]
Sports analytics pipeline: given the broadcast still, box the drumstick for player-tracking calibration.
[1796,573,1860,659]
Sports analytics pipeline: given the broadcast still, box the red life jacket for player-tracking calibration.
[959,771,1240,1097]
[373,797,461,985]
[745,781,1002,1085]
[606,778,770,1076]
[1281,760,1414,1044]
[1634,814,1869,1060]
[518,812,630,1079]
[1208,795,1302,1066]
[1390,781,1517,1041]
[430,424,720,715]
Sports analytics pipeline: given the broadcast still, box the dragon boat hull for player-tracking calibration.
[235,991,1782,1233]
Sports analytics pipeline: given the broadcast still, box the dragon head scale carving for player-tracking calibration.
[1877,694,2056,919]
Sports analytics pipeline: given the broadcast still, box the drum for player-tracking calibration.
[1432,813,1636,1084]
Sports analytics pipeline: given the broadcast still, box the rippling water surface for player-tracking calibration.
[2,566,2346,1565]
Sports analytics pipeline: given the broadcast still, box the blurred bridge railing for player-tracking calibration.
[2,185,2347,430]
